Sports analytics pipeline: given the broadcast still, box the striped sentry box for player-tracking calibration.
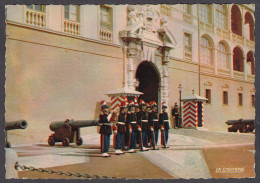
[110,95,127,111]
[183,101,198,127]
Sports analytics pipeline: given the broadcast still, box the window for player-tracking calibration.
[238,93,243,106]
[198,4,211,24]
[233,47,244,72]
[184,33,192,60]
[251,95,255,107]
[65,5,80,22]
[223,91,228,105]
[218,42,229,69]
[27,5,45,12]
[100,5,112,30]
[216,5,227,30]
[231,5,242,36]
[99,5,113,42]
[183,4,191,14]
[205,89,211,104]
[200,36,213,65]
[245,12,255,41]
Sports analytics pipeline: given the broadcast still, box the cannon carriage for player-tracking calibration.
[48,119,98,146]
[225,119,255,133]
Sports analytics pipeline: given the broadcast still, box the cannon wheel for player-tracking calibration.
[76,137,83,146]
[62,137,70,147]
[48,136,55,146]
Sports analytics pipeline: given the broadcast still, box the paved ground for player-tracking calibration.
[10,129,255,179]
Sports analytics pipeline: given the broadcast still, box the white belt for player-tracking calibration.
[117,122,125,125]
[131,121,137,124]
[142,120,148,122]
[164,120,169,122]
[102,123,111,126]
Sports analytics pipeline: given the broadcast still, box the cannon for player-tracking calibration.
[225,119,255,133]
[48,119,99,147]
[5,120,28,148]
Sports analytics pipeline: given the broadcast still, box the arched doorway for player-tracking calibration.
[136,61,160,104]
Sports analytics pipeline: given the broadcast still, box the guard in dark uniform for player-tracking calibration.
[140,100,149,151]
[136,101,143,149]
[159,102,170,148]
[147,103,153,148]
[172,103,179,129]
[127,100,138,153]
[114,101,127,155]
[99,100,112,157]
[151,101,160,149]
[124,101,131,150]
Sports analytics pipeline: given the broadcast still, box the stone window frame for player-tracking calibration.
[183,31,193,61]
[100,5,113,31]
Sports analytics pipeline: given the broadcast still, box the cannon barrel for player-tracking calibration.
[5,120,28,131]
[225,119,254,125]
[50,119,99,132]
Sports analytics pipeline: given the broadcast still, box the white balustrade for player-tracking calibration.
[99,29,113,43]
[64,19,80,35]
[26,9,45,27]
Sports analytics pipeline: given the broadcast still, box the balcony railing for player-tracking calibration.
[26,9,45,27]
[218,68,230,77]
[100,29,113,43]
[233,70,244,80]
[216,28,230,39]
[64,19,80,35]
[200,22,214,33]
[247,74,255,82]
[184,51,192,60]
[245,39,255,49]
[232,34,244,45]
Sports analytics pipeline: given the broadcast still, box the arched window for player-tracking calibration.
[231,5,242,36]
[245,12,255,41]
[198,4,211,24]
[233,47,244,72]
[247,51,255,75]
[200,36,213,65]
[216,4,228,30]
[218,42,229,69]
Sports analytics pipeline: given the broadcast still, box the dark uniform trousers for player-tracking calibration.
[128,112,138,149]
[115,113,126,150]
[152,111,160,145]
[141,110,149,147]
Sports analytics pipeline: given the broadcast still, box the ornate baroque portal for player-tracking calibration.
[120,5,177,107]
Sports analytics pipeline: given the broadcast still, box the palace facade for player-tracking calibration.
[5,4,255,143]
